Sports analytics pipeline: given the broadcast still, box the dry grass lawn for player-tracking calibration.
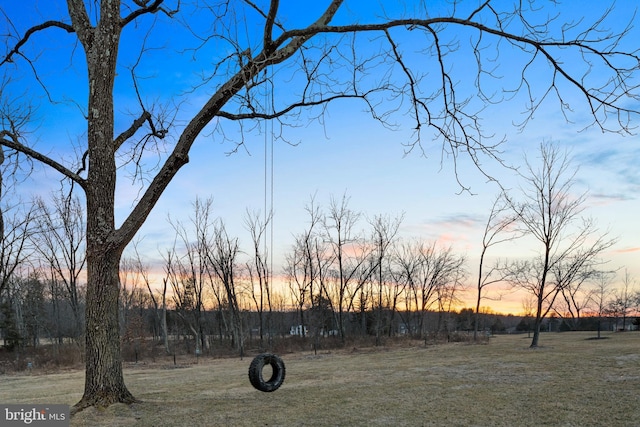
[1,331,639,426]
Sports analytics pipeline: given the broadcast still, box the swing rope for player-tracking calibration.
[263,66,275,320]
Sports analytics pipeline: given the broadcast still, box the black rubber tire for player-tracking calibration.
[248,353,286,392]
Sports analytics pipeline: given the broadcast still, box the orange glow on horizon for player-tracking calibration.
[134,267,530,316]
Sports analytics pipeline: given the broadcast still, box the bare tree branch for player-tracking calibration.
[0,21,75,66]
[120,0,175,28]
[66,0,93,47]
[1,131,86,188]
[114,111,152,151]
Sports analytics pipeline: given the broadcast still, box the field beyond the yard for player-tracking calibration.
[1,332,638,426]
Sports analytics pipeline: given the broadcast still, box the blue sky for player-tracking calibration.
[2,0,639,314]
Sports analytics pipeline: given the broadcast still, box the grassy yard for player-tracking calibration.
[1,331,638,426]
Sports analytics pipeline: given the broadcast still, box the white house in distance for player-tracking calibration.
[289,325,308,336]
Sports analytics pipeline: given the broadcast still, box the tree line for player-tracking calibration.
[2,143,638,358]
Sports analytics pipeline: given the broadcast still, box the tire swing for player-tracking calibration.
[247,78,285,393]
[248,353,286,392]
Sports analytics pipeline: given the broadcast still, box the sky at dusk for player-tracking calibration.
[2,0,639,315]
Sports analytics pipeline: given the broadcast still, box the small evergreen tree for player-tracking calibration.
[0,299,21,351]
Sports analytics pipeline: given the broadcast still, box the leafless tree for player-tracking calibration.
[506,143,615,347]
[552,253,608,330]
[284,234,312,337]
[322,194,374,341]
[608,269,636,331]
[589,270,615,339]
[205,218,243,355]
[118,255,151,361]
[0,150,35,301]
[385,259,409,337]
[389,242,418,336]
[0,148,39,350]
[435,263,468,334]
[2,0,639,409]
[130,241,169,353]
[32,191,87,339]
[0,205,34,299]
[244,209,272,348]
[284,196,334,351]
[164,197,217,354]
[394,239,466,340]
[346,252,379,337]
[163,246,203,353]
[516,290,536,336]
[474,194,519,340]
[284,232,319,338]
[369,213,403,345]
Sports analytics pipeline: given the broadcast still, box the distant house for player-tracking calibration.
[289,325,308,336]
[613,322,638,332]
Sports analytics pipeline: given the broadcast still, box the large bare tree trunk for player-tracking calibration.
[72,0,135,410]
[530,297,544,348]
[79,250,136,409]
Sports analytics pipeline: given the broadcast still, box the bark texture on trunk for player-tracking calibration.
[75,251,137,410]
[71,0,136,411]
[530,320,541,348]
